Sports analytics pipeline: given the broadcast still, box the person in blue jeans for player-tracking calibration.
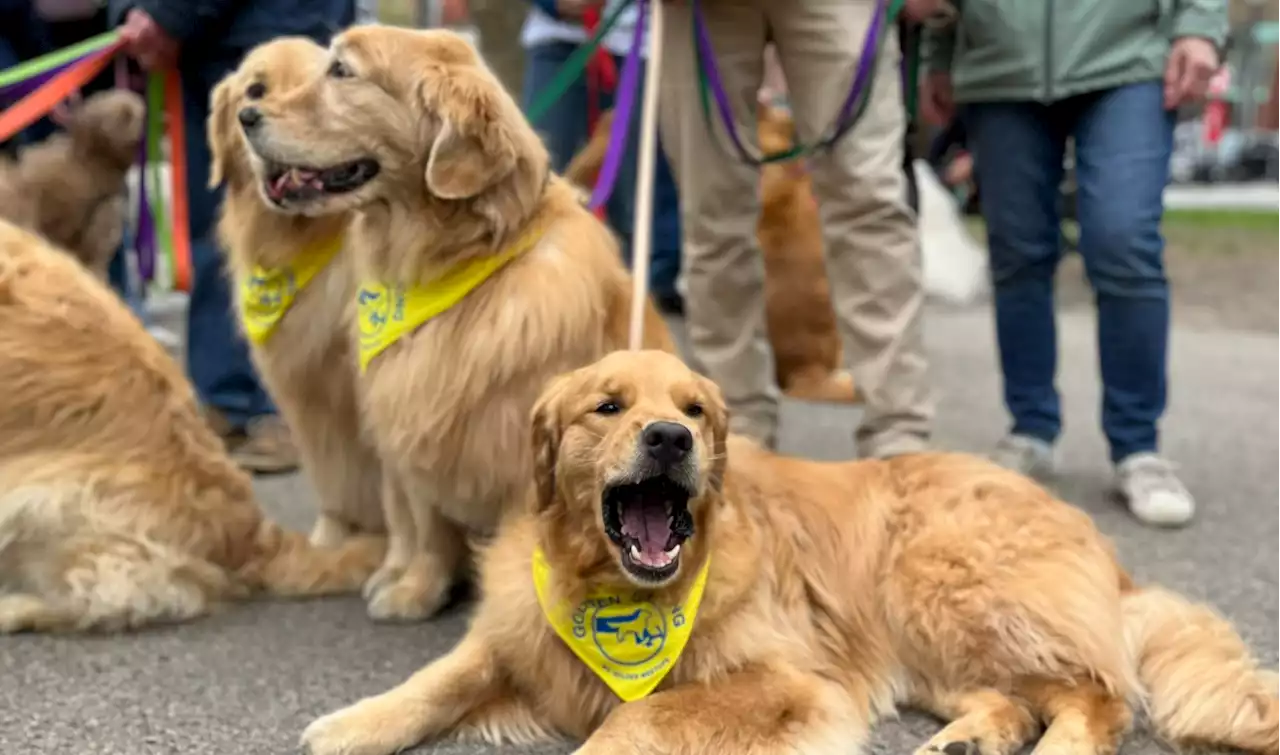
[920,0,1225,527]
[109,0,355,473]
[520,0,684,313]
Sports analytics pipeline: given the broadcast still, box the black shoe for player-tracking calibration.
[654,293,685,316]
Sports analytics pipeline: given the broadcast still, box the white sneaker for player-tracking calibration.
[989,434,1056,480]
[1115,453,1195,528]
[146,325,182,352]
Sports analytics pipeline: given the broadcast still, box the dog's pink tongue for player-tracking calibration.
[621,502,671,559]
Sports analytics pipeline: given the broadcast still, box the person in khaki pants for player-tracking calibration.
[657,0,933,457]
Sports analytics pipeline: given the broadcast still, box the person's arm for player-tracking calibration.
[1171,0,1228,49]
[106,0,240,43]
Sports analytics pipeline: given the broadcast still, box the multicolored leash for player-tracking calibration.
[0,32,191,293]
[692,0,908,166]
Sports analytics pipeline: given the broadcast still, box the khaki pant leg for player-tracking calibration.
[767,0,934,457]
[657,1,777,446]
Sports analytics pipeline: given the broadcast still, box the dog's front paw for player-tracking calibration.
[365,569,450,623]
[301,702,406,755]
[360,562,404,601]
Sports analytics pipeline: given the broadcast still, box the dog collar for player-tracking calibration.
[239,235,343,345]
[531,546,711,702]
[355,223,545,372]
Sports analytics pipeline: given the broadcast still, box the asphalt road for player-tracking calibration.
[2,306,1276,755]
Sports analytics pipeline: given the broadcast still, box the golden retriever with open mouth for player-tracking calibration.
[236,26,676,621]
[208,37,384,544]
[302,349,1276,755]
[0,219,384,633]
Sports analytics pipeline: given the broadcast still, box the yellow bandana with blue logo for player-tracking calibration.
[239,236,343,345]
[531,547,711,702]
[356,225,544,372]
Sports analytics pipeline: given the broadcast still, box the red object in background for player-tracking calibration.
[582,6,616,221]
[1202,67,1231,145]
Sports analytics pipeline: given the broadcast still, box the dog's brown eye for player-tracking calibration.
[684,403,704,418]
[595,400,622,415]
[327,59,353,79]
[245,82,266,100]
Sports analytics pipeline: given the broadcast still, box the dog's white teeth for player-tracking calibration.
[629,544,642,561]
[664,544,681,559]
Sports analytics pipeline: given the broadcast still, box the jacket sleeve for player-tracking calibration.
[920,24,957,74]
[107,0,243,43]
[525,0,561,21]
[1171,0,1228,49]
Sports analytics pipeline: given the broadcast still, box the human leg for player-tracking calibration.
[966,100,1068,475]
[181,56,295,472]
[770,0,930,458]
[521,41,590,174]
[1071,81,1189,525]
[657,1,776,444]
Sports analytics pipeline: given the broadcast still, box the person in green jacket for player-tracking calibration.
[918,0,1225,528]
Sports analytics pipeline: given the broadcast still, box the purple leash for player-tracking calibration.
[589,0,648,210]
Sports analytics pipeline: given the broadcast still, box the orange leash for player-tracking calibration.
[162,69,192,292]
[0,41,123,142]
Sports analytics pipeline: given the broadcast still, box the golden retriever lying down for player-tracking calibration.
[208,37,384,543]
[0,90,144,281]
[0,219,384,633]
[238,27,676,622]
[563,106,856,404]
[302,350,1276,755]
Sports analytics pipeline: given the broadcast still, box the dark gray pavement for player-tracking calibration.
[2,306,1276,755]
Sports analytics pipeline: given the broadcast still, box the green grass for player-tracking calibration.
[1163,208,1279,232]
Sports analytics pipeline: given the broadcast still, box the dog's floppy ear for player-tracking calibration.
[207,77,238,188]
[695,374,730,493]
[421,72,519,200]
[530,373,572,514]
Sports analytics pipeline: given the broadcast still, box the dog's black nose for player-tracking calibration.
[237,107,263,130]
[643,422,692,467]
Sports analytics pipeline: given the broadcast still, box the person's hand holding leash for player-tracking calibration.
[920,70,955,126]
[1163,37,1219,110]
[118,8,179,71]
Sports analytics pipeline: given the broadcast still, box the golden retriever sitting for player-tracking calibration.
[208,37,384,543]
[302,350,1276,755]
[0,90,144,280]
[564,106,856,404]
[235,26,675,621]
[0,219,384,633]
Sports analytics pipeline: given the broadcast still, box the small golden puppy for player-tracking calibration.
[0,219,384,633]
[302,350,1276,755]
[233,26,676,621]
[0,90,144,280]
[208,37,384,543]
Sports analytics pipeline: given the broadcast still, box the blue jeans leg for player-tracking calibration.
[967,101,1069,445]
[521,44,682,300]
[182,57,277,427]
[1071,82,1174,463]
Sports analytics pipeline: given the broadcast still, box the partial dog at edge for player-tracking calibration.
[564,105,857,404]
[208,37,385,544]
[0,219,384,633]
[302,350,1276,755]
[236,26,677,622]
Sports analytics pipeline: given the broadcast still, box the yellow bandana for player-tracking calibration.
[356,226,544,372]
[239,236,343,345]
[531,547,711,702]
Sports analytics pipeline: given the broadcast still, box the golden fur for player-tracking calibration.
[208,37,384,545]
[0,219,385,633]
[239,27,676,621]
[302,350,1277,755]
[563,105,856,403]
[0,90,144,280]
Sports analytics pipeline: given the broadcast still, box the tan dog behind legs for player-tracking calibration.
[0,220,384,633]
[303,350,1276,755]
[0,90,144,280]
[208,37,384,546]
[238,26,676,621]
[564,106,857,404]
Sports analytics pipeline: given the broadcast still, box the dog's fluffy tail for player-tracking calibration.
[239,521,386,598]
[1122,586,1278,754]
[782,367,859,404]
